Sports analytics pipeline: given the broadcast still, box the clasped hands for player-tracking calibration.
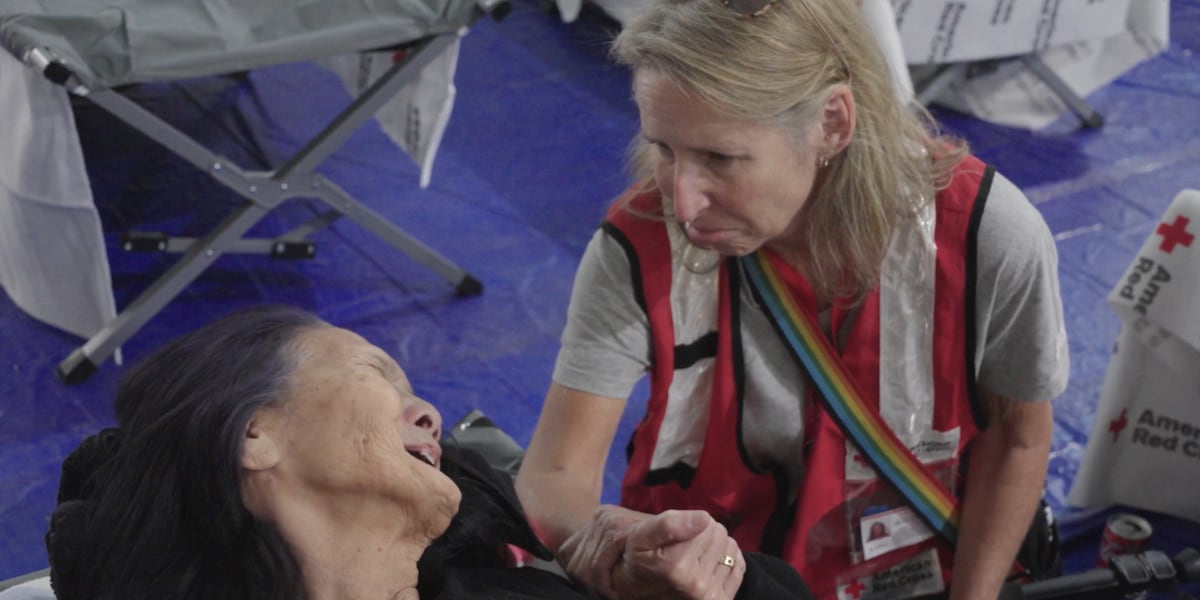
[558,505,745,600]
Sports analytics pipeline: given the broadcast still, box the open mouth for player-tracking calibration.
[408,449,438,468]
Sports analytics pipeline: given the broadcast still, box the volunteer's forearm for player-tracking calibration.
[516,382,627,553]
[949,396,1052,600]
[516,464,604,552]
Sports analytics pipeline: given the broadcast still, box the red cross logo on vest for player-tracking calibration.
[844,579,867,599]
[1156,215,1194,254]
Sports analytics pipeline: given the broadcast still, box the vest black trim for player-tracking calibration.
[759,470,795,557]
[643,462,697,488]
[964,166,995,430]
[605,220,655,471]
[600,222,648,316]
[727,258,767,475]
[674,332,717,370]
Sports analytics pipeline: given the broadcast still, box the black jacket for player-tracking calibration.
[422,443,814,599]
[430,554,814,599]
[47,430,813,600]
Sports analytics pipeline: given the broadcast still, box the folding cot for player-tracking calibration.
[0,0,503,383]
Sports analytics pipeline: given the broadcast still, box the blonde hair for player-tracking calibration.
[611,0,969,302]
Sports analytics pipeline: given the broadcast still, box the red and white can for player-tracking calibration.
[1097,513,1152,567]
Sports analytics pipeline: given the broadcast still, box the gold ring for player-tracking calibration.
[720,554,736,568]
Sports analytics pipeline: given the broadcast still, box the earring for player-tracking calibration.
[819,155,831,168]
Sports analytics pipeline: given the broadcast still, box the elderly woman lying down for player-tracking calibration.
[44,305,814,600]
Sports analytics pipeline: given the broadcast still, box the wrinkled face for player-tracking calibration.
[278,326,460,531]
[636,69,823,257]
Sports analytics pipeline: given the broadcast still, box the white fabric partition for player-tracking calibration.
[0,46,116,339]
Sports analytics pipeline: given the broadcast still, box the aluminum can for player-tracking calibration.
[1097,513,1152,568]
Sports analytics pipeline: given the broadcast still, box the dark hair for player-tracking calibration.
[50,305,326,600]
[47,305,553,600]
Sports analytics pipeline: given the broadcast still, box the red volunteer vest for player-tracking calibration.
[608,157,994,599]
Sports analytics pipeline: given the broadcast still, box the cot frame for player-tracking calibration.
[21,29,486,383]
[913,54,1105,129]
[0,568,49,593]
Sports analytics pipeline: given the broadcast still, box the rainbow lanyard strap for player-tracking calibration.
[739,251,961,544]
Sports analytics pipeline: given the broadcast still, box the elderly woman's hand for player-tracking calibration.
[611,510,745,600]
[558,504,652,599]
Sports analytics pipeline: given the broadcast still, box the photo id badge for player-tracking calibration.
[859,506,935,561]
[843,428,959,563]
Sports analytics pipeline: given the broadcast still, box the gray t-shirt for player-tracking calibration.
[553,171,1070,483]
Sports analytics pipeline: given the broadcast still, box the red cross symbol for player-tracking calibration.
[1108,408,1128,443]
[844,580,867,599]
[1156,215,1194,254]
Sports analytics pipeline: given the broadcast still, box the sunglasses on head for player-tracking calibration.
[722,0,777,18]
[719,0,851,81]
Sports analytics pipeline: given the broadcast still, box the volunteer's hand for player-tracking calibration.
[612,510,745,600]
[558,504,651,599]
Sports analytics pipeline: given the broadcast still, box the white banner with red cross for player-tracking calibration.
[1068,189,1200,523]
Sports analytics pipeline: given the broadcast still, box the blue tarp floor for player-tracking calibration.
[2,0,1199,594]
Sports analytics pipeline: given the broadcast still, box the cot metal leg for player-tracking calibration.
[1021,54,1104,129]
[275,34,460,179]
[263,32,483,295]
[0,568,50,592]
[280,209,343,241]
[120,231,315,258]
[913,56,1103,130]
[120,210,341,256]
[913,63,968,108]
[310,175,483,297]
[57,203,271,383]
